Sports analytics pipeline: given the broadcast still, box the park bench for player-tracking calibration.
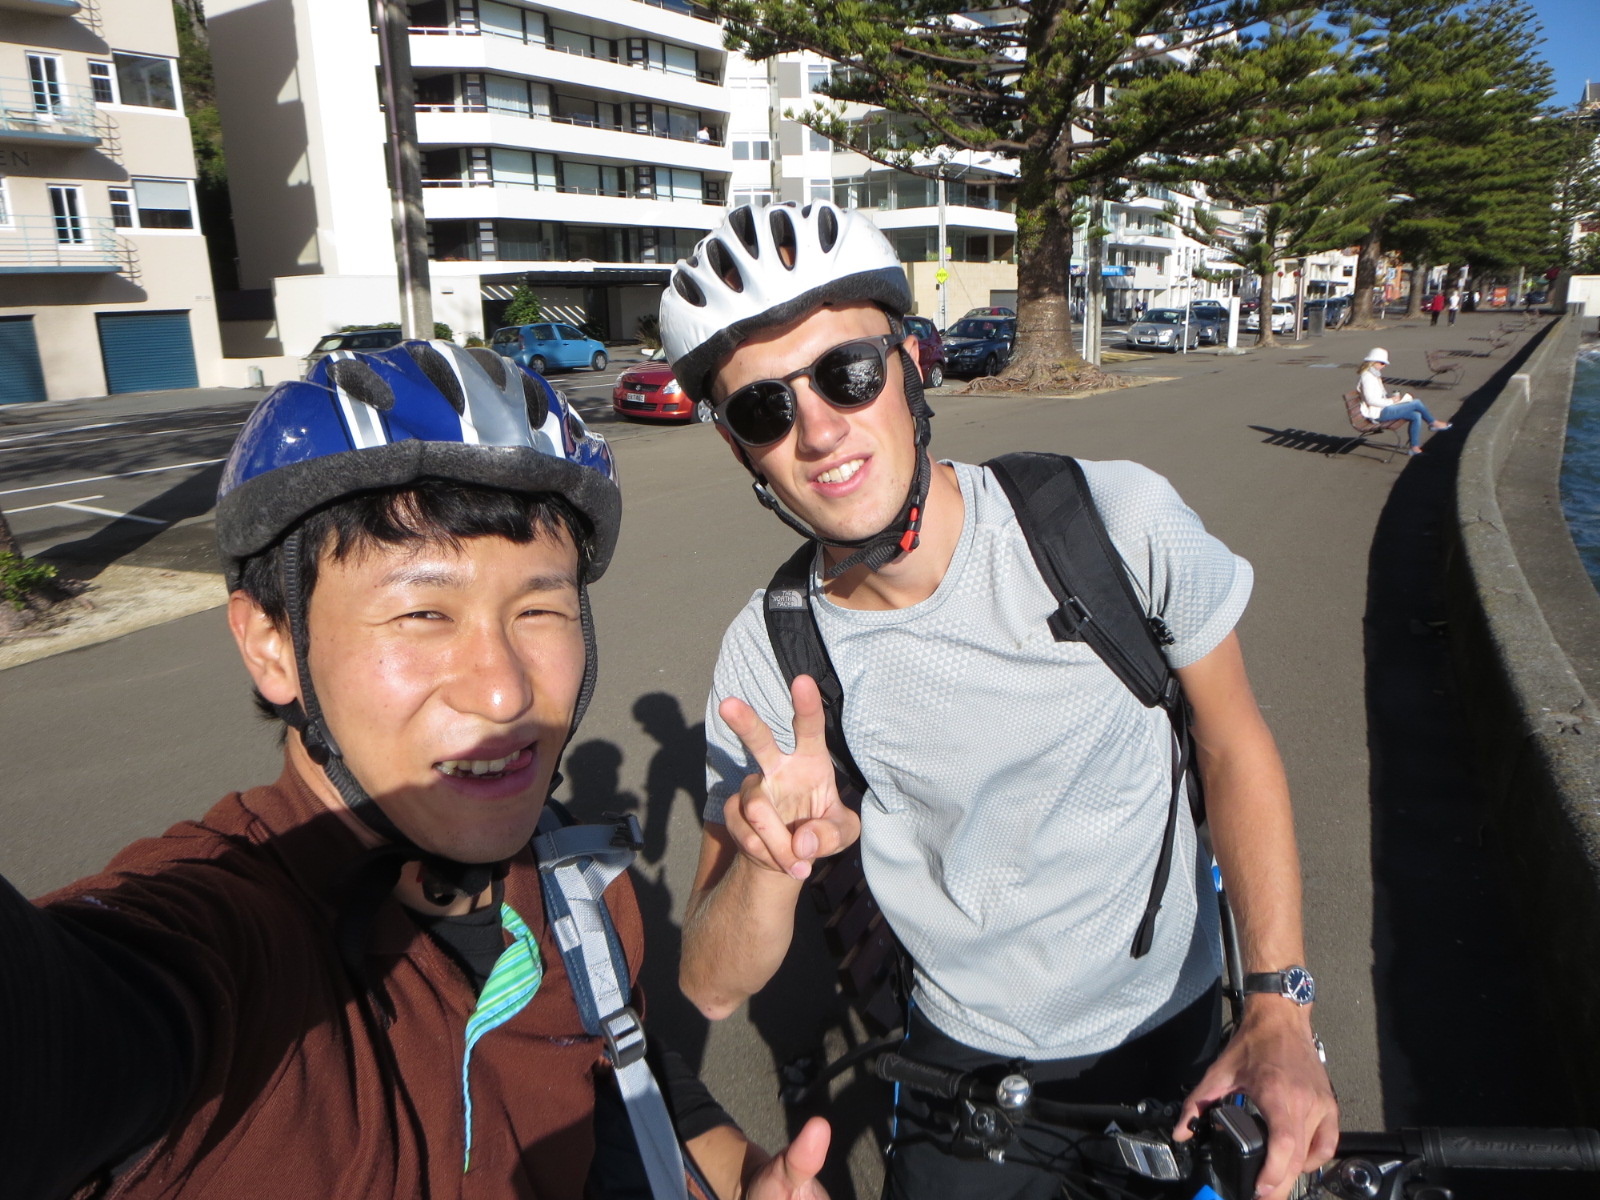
[1341,389,1410,459]
[1423,350,1462,389]
[1468,327,1512,355]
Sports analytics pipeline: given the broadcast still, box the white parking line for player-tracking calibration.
[0,457,226,497]
[6,494,104,513]
[54,502,167,525]
[0,423,245,455]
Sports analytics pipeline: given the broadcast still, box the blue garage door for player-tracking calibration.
[0,317,48,404]
[96,310,199,393]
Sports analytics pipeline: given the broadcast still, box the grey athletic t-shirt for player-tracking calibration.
[704,460,1253,1059]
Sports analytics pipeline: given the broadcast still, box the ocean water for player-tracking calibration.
[1564,350,1600,592]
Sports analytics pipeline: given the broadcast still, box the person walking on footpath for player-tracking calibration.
[1447,286,1461,325]
[1357,347,1451,455]
[0,341,833,1200]
[1427,292,1445,326]
[658,201,1338,1200]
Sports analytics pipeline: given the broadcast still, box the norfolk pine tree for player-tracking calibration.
[708,0,1339,389]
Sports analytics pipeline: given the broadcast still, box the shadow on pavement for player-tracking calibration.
[1247,425,1389,459]
[38,462,225,580]
[1363,326,1590,1195]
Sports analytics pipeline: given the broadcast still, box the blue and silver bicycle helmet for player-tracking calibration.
[216,340,620,903]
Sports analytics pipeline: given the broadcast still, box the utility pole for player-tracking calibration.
[937,168,949,330]
[375,0,433,340]
[1082,81,1106,366]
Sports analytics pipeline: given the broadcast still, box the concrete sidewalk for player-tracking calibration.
[0,306,1576,1197]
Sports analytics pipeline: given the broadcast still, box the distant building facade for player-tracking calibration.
[0,0,224,403]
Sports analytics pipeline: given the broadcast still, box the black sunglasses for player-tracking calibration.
[715,332,906,448]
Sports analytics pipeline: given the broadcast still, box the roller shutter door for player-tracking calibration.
[0,317,48,404]
[96,310,198,393]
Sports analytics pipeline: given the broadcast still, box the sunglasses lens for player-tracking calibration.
[723,380,796,446]
[814,341,888,408]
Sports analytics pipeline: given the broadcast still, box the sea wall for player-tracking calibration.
[1446,308,1600,1121]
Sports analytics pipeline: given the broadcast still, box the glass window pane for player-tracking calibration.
[89,61,114,104]
[665,44,697,77]
[134,179,194,228]
[732,141,749,161]
[553,28,592,57]
[564,162,600,194]
[491,148,535,187]
[113,54,177,110]
[535,153,557,189]
[478,0,525,39]
[486,75,529,115]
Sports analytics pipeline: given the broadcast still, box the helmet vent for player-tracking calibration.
[817,204,839,253]
[403,343,467,414]
[770,208,798,269]
[728,205,760,257]
[706,237,744,293]
[326,359,395,411]
[518,371,548,426]
[672,270,706,307]
[465,346,508,388]
[800,203,813,218]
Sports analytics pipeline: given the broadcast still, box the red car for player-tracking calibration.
[611,360,713,424]
[902,315,947,389]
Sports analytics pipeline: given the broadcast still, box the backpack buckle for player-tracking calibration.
[600,1006,647,1068]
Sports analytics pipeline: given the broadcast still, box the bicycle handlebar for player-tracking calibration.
[1338,1127,1600,1171]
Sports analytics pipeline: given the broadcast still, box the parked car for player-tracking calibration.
[490,322,609,374]
[302,327,404,374]
[1184,302,1227,345]
[902,315,947,388]
[612,362,711,424]
[960,305,1017,319]
[1126,308,1203,353]
[941,317,1016,378]
[1244,303,1295,334]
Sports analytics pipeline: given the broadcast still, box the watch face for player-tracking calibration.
[1284,966,1316,1005]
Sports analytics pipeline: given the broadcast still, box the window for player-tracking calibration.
[808,179,831,201]
[807,64,830,93]
[807,128,830,152]
[833,177,863,208]
[479,0,546,44]
[26,54,64,114]
[732,139,769,161]
[0,178,10,226]
[485,75,548,117]
[48,185,84,244]
[112,53,178,110]
[657,168,703,202]
[732,187,773,207]
[109,186,133,227]
[89,61,114,104]
[126,178,195,229]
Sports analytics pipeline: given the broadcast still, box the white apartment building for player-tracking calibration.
[205,0,732,367]
[0,0,224,403]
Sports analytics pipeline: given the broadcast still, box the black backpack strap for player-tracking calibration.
[985,452,1193,959]
[761,541,870,799]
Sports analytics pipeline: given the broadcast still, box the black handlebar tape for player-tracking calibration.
[1409,1128,1600,1170]
[873,1054,971,1100]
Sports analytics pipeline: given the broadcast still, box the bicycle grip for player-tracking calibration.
[873,1053,969,1099]
[1411,1127,1600,1170]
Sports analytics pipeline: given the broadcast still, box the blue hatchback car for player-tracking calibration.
[490,322,609,374]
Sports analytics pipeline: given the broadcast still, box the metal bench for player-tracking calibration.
[1341,389,1410,458]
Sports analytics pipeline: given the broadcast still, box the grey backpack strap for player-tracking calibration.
[534,810,689,1200]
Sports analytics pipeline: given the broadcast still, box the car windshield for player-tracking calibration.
[1143,310,1185,323]
[491,329,520,345]
[947,319,1001,338]
[311,335,346,353]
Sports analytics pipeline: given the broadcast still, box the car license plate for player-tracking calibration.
[1137,337,1155,344]
[624,392,648,407]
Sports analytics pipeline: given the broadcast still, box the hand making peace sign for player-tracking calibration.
[718,675,863,881]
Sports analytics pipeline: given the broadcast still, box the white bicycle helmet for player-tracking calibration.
[661,201,934,576]
[661,200,912,404]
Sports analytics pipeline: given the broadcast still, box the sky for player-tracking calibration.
[1526,0,1599,107]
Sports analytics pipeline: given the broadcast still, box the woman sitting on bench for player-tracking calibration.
[1357,347,1451,456]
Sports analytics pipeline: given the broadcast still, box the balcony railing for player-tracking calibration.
[0,0,82,15]
[415,102,723,146]
[0,215,136,275]
[422,176,725,204]
[0,78,110,146]
[409,24,720,81]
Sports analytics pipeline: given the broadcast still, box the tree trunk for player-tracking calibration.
[1348,228,1383,328]
[0,508,20,560]
[1254,267,1276,347]
[1406,257,1429,317]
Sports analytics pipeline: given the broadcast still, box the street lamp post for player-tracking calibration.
[937,168,948,331]
[375,0,433,341]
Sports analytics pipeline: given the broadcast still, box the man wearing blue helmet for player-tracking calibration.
[0,342,828,1200]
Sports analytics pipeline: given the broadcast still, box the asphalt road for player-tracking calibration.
[0,312,1583,1197]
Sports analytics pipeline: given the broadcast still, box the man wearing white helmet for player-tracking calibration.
[663,202,1337,1200]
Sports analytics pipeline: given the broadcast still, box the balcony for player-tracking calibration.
[422,177,724,229]
[409,29,728,111]
[0,0,81,13]
[0,215,136,275]
[416,106,725,171]
[869,205,1016,235]
[0,79,110,147]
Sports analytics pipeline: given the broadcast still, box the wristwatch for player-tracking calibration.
[1242,965,1316,1005]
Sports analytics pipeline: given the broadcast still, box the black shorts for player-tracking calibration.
[882,983,1222,1200]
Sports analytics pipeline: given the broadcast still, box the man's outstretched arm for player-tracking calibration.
[1168,632,1339,1200]
[681,675,860,1021]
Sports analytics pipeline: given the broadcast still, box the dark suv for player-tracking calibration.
[302,327,405,375]
[941,317,1016,378]
[902,315,947,388]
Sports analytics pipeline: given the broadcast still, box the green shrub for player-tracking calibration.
[0,553,57,610]
[635,313,662,350]
[502,285,544,326]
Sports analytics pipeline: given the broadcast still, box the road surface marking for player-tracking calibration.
[0,457,226,497]
[53,502,167,526]
[6,494,104,513]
